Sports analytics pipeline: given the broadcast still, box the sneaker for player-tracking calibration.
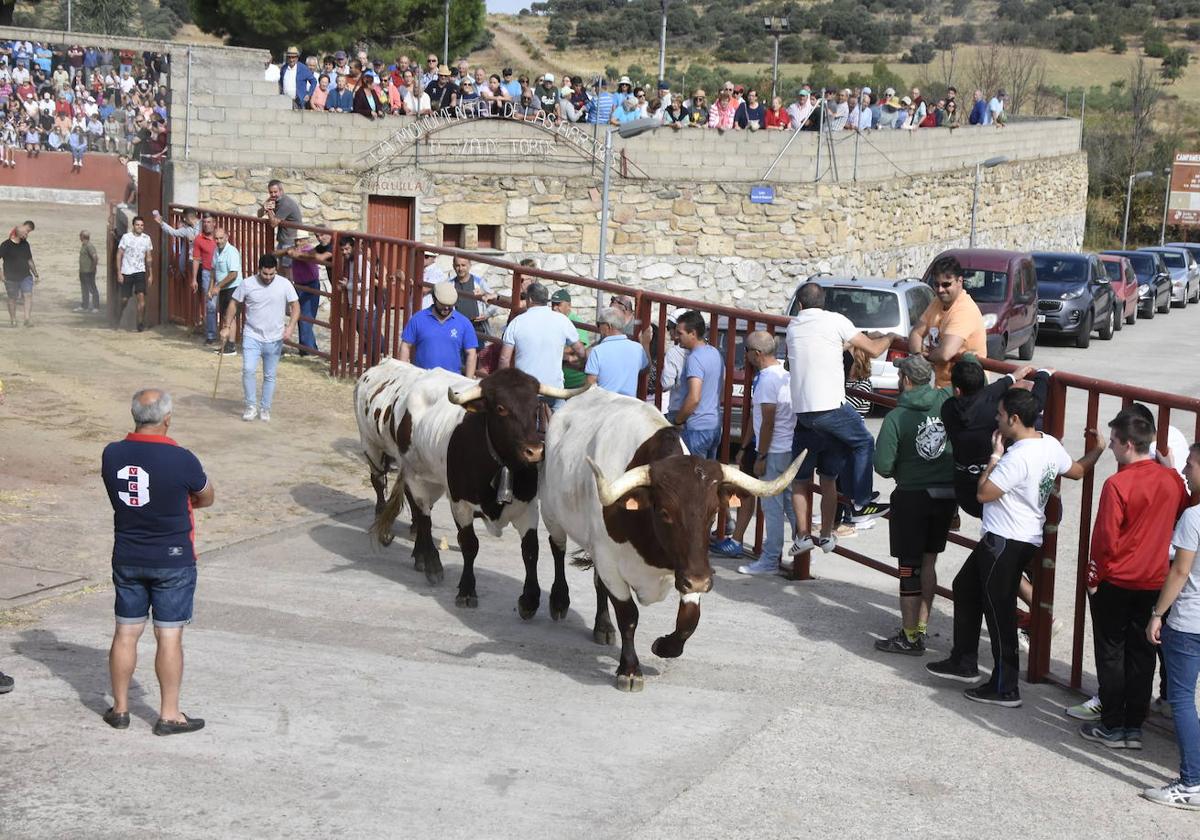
[152,714,205,736]
[136,323,144,332]
[834,523,857,539]
[1079,721,1126,749]
[88,306,101,313]
[850,501,890,523]
[102,707,129,729]
[1141,778,1200,810]
[242,406,258,421]
[925,658,981,683]
[789,533,837,556]
[1151,696,1173,720]
[222,341,237,356]
[259,409,271,422]
[738,556,780,576]
[1065,695,1102,721]
[72,305,87,312]
[1124,727,1143,750]
[874,629,926,656]
[0,670,12,693]
[965,685,1023,707]
[711,538,743,558]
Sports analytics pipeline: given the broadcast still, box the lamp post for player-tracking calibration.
[969,155,1009,247]
[443,0,450,67]
[1160,166,1173,246]
[1122,170,1154,250]
[597,118,664,312]
[658,0,669,85]
[67,0,72,32]
[763,17,789,103]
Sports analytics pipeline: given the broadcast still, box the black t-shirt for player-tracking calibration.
[0,237,32,282]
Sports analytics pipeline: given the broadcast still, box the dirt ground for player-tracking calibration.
[0,201,374,608]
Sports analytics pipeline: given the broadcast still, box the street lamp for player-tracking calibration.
[1122,170,1154,250]
[969,155,1008,247]
[443,0,450,67]
[1160,166,1173,246]
[763,17,790,103]
[597,118,664,311]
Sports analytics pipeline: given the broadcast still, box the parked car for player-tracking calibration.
[1098,254,1140,327]
[921,248,1037,361]
[1032,252,1117,348]
[1101,250,1172,318]
[784,275,934,394]
[1166,242,1200,268]
[1139,246,1200,307]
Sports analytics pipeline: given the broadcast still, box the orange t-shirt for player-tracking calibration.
[918,292,987,386]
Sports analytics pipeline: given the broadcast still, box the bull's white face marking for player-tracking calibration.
[680,593,701,605]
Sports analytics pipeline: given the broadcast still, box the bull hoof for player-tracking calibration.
[651,635,685,659]
[614,672,644,692]
[379,532,395,547]
[592,626,616,646]
[517,598,538,620]
[549,591,569,621]
[455,593,478,608]
[424,564,444,585]
[413,556,425,572]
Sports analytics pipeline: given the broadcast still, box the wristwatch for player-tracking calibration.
[1151,608,1164,618]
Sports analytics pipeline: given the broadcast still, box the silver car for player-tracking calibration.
[1139,246,1200,307]
[784,275,934,394]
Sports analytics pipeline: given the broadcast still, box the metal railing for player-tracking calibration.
[153,203,1200,693]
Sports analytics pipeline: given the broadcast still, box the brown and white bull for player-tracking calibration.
[540,388,801,690]
[356,359,584,614]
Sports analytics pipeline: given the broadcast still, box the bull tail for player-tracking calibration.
[570,550,594,571]
[370,476,407,546]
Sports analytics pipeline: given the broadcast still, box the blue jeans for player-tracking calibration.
[683,425,720,460]
[297,288,319,352]
[112,564,196,628]
[1163,624,1200,785]
[242,334,282,411]
[761,451,799,563]
[796,402,875,507]
[198,268,216,340]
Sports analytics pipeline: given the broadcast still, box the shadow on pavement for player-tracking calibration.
[14,628,159,725]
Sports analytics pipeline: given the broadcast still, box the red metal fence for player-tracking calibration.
[155,203,1200,692]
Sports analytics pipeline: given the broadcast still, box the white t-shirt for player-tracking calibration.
[118,232,152,274]
[1169,504,1200,633]
[786,308,859,413]
[233,273,299,343]
[982,434,1073,546]
[752,363,795,455]
[1167,425,1187,478]
[501,305,580,390]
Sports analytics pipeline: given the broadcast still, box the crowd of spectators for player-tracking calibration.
[270,45,1010,132]
[0,40,170,168]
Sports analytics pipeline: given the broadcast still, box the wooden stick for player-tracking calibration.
[212,345,224,400]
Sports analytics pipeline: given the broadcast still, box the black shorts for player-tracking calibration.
[888,487,957,560]
[738,441,757,473]
[218,286,237,319]
[121,272,146,296]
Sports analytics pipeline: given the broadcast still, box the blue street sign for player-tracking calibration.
[750,185,775,204]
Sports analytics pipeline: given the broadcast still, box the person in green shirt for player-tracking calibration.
[873,354,956,656]
[551,289,590,388]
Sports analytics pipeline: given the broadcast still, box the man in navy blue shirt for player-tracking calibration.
[399,282,478,376]
[101,389,214,736]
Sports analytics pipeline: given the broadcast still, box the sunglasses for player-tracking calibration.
[934,281,958,289]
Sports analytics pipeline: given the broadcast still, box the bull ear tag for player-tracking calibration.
[726,495,741,508]
[624,497,641,511]
[494,466,514,504]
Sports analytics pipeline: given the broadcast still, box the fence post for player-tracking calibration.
[329,230,343,378]
[1029,376,1068,684]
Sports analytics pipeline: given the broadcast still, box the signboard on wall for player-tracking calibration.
[1168,152,1200,227]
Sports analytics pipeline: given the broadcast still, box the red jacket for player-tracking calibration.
[1088,458,1188,590]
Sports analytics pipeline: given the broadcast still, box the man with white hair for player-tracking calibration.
[102,388,215,735]
[585,307,648,396]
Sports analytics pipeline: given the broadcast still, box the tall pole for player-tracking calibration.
[771,34,780,102]
[597,126,614,315]
[658,0,668,84]
[1122,173,1135,250]
[1160,167,1172,246]
[970,163,982,247]
[67,0,72,32]
[443,0,450,67]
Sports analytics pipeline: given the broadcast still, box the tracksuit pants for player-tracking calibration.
[1089,581,1159,731]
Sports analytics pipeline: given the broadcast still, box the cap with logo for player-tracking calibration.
[893,354,933,385]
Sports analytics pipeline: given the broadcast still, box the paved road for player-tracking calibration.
[4,262,1200,838]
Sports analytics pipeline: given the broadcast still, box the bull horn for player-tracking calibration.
[719,451,806,498]
[586,456,653,507]
[447,384,483,405]
[539,383,590,400]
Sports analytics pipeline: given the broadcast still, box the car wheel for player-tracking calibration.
[1191,283,1200,304]
[1142,299,1155,319]
[1125,301,1137,325]
[1018,327,1036,360]
[1113,303,1123,331]
[1098,305,1114,340]
[1158,294,1171,314]
[1075,313,1092,348]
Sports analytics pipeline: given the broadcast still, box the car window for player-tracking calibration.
[1157,251,1186,269]
[906,286,932,324]
[823,287,902,329]
[1033,256,1088,284]
[1102,261,1122,282]
[962,269,1008,303]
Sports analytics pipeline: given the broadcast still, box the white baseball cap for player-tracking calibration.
[542,73,555,83]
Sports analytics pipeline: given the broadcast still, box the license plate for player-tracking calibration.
[1036,314,1046,323]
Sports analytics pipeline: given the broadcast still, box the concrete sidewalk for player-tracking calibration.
[1,499,1193,840]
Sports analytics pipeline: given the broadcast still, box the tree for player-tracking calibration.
[1111,35,1126,54]
[547,15,571,50]
[190,0,486,58]
[1161,47,1189,81]
[902,41,936,64]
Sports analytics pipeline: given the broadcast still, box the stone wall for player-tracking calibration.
[195,152,1086,312]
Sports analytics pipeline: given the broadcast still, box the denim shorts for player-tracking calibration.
[112,565,197,628]
[791,416,847,481]
[4,275,33,299]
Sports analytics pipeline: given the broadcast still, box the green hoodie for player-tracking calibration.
[874,383,955,489]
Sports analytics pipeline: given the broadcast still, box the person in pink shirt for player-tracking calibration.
[309,74,330,111]
[707,82,737,130]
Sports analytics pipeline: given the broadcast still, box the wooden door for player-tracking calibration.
[366,195,414,240]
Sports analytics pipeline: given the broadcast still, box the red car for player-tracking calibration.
[1099,254,1140,327]
[923,249,1038,360]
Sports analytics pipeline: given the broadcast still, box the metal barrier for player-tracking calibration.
[152,203,1199,693]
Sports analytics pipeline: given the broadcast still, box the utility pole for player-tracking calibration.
[658,0,668,84]
[443,0,450,67]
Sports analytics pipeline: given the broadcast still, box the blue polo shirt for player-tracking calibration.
[584,333,648,396]
[102,433,208,568]
[211,242,242,291]
[683,343,724,431]
[401,306,479,373]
